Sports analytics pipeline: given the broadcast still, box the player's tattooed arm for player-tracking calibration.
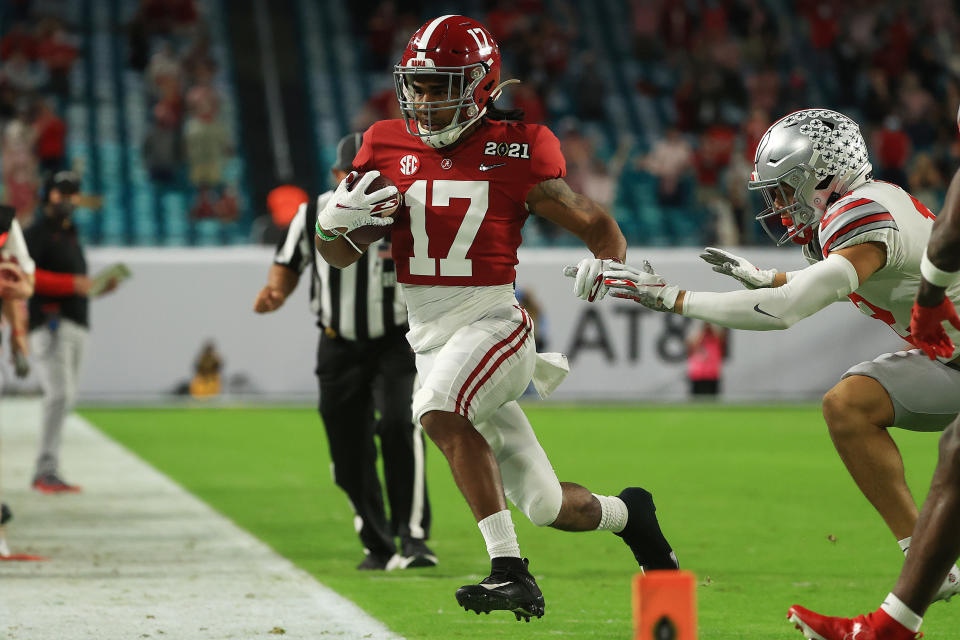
[527,178,627,262]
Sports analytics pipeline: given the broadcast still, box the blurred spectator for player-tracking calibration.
[184,110,229,190]
[641,128,693,208]
[686,322,727,397]
[571,51,606,121]
[32,98,66,175]
[1,23,36,61]
[138,0,199,39]
[511,82,546,125]
[2,106,39,222]
[741,108,769,163]
[873,115,911,187]
[2,49,47,94]
[908,153,946,213]
[35,18,77,104]
[365,1,398,70]
[185,60,220,121]
[214,186,239,223]
[898,72,937,150]
[142,101,181,184]
[189,341,222,398]
[694,124,737,245]
[146,41,181,98]
[861,67,894,126]
[180,25,215,83]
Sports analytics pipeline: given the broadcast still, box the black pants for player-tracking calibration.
[690,379,720,395]
[316,329,430,559]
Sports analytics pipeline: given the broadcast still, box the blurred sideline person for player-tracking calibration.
[315,16,676,621]
[786,121,960,640]
[254,133,435,571]
[686,321,727,396]
[25,171,123,494]
[0,203,35,557]
[597,109,960,603]
[189,341,222,398]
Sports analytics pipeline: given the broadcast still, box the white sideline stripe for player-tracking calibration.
[0,399,403,640]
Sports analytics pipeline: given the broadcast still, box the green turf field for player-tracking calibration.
[83,404,958,639]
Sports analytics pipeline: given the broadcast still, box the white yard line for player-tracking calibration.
[0,399,403,640]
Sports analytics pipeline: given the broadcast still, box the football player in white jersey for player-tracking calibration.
[590,108,960,604]
[786,114,960,640]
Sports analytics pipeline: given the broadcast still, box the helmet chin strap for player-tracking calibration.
[489,78,520,102]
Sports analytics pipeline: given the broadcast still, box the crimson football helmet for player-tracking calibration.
[394,15,504,149]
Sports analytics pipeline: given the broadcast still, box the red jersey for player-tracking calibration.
[352,118,565,286]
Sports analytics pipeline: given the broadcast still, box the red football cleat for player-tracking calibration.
[787,605,921,640]
[32,473,82,494]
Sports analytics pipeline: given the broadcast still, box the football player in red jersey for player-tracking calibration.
[785,124,960,640]
[315,15,677,621]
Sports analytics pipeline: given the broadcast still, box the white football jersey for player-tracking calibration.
[802,180,960,359]
[0,220,35,274]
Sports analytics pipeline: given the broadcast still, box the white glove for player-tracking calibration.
[316,170,397,239]
[565,257,621,302]
[699,247,776,289]
[603,260,681,312]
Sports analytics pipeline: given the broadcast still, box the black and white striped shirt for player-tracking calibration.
[274,194,407,341]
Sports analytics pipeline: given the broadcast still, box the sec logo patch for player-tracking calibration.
[399,154,420,176]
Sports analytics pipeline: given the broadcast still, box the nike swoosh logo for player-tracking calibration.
[479,163,506,172]
[480,581,512,590]
[753,304,780,319]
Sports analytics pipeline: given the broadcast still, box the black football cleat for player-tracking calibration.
[614,487,679,571]
[398,537,438,568]
[356,552,393,570]
[455,557,545,622]
[0,503,11,525]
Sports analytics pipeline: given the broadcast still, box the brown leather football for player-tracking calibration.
[346,172,402,245]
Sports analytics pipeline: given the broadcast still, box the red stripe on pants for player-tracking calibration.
[461,308,531,418]
[454,306,529,416]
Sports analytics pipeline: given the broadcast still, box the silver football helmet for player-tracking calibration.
[749,109,873,245]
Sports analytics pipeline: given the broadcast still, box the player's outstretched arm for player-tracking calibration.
[605,243,882,331]
[526,178,626,263]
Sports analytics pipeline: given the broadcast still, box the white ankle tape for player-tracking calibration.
[881,593,922,632]
[478,510,521,559]
[593,494,628,533]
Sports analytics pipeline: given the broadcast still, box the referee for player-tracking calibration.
[254,133,435,571]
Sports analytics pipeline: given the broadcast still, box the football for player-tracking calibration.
[346,172,402,244]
